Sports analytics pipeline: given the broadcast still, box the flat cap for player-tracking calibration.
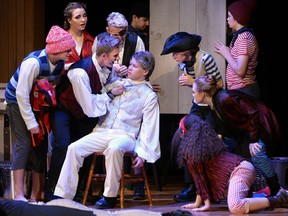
[161,32,202,55]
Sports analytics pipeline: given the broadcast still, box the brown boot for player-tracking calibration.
[267,188,288,209]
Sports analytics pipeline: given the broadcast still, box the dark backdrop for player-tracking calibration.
[224,0,286,157]
[45,0,148,37]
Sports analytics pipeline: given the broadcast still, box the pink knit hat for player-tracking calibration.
[45,25,76,54]
[228,0,256,26]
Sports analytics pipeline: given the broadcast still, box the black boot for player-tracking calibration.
[266,174,281,196]
[162,210,192,216]
[44,177,57,202]
[173,184,196,202]
[94,196,117,209]
[267,188,288,209]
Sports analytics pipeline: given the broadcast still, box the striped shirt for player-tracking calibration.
[187,152,244,202]
[179,50,222,82]
[226,31,258,90]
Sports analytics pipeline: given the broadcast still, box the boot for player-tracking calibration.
[267,188,288,209]
[265,174,281,196]
[44,177,57,202]
[94,196,117,209]
[162,210,192,216]
[173,184,196,202]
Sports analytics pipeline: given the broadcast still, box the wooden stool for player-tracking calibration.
[82,152,153,208]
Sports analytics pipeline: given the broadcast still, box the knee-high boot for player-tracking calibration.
[266,174,281,196]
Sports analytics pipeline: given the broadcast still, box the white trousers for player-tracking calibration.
[54,129,135,199]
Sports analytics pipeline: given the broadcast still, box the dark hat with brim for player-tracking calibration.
[161,32,202,55]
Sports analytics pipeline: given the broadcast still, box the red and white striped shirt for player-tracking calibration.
[226,31,258,90]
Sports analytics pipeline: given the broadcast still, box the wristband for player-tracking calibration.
[107,90,115,100]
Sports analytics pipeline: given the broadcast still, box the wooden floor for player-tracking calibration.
[84,176,288,216]
[1,174,288,215]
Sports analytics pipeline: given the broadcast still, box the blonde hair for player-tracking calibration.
[131,51,155,80]
[194,74,218,97]
[96,34,121,57]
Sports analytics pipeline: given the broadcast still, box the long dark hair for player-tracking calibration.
[171,114,227,167]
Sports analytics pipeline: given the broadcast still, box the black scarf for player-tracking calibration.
[48,60,65,83]
[230,27,254,47]
[183,47,200,72]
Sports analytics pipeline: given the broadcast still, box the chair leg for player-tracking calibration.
[120,167,125,208]
[142,166,153,206]
[82,154,97,205]
[120,152,153,208]
[152,163,162,191]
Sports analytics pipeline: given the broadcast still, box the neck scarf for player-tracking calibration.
[230,27,254,47]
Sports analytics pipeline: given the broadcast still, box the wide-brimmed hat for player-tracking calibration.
[161,32,202,55]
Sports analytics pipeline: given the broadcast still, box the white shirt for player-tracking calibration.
[67,53,113,118]
[95,79,161,163]
[16,58,56,130]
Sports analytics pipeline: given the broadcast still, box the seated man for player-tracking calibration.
[53,51,161,209]
[44,34,123,202]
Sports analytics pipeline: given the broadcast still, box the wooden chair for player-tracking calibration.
[82,152,153,208]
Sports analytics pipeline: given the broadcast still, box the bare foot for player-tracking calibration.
[30,192,44,202]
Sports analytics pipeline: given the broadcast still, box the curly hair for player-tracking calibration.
[171,114,227,167]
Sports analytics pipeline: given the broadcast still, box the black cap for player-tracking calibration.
[160,32,202,55]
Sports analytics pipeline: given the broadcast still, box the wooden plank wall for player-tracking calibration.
[150,0,226,114]
[0,0,44,160]
[0,0,44,83]
[0,0,226,115]
[0,83,11,161]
